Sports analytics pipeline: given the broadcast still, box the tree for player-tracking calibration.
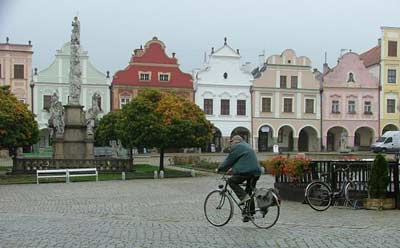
[0,86,39,158]
[94,110,123,146]
[368,154,390,199]
[120,89,213,171]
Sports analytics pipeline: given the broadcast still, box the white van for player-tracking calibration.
[371,131,400,153]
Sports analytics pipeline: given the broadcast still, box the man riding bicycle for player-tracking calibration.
[217,135,262,222]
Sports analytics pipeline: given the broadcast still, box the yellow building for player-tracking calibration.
[361,27,400,134]
[380,27,400,134]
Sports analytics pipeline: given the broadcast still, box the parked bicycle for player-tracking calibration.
[304,164,362,211]
[204,174,281,229]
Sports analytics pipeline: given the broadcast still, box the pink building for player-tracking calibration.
[0,37,33,107]
[322,52,379,151]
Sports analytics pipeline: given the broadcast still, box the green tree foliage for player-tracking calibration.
[368,154,390,199]
[94,110,122,146]
[0,86,39,157]
[120,89,213,171]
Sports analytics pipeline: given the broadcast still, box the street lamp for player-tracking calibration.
[29,79,35,112]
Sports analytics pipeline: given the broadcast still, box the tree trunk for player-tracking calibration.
[159,148,164,172]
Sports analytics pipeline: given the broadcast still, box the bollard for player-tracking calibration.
[159,170,164,179]
[122,172,126,180]
[190,169,195,177]
[260,166,265,175]
[154,170,158,179]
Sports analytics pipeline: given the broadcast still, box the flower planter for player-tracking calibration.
[274,182,307,202]
[363,198,395,210]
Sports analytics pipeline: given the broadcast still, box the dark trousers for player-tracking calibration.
[228,175,259,214]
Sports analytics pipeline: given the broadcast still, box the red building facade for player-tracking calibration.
[112,37,193,110]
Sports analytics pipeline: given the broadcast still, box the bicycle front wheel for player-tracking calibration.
[305,182,332,211]
[204,190,233,227]
[251,191,280,229]
[345,182,364,209]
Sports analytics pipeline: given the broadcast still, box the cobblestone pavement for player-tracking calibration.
[0,175,399,248]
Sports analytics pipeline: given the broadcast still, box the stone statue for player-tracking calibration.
[85,92,101,136]
[48,91,65,137]
[340,132,347,151]
[69,16,82,105]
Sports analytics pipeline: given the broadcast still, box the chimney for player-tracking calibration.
[172,52,176,58]
[378,38,382,46]
[236,49,240,54]
[211,47,214,54]
[323,63,330,74]
[6,37,9,43]
[106,71,110,78]
[28,40,31,46]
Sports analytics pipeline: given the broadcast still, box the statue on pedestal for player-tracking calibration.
[340,131,348,152]
[85,92,101,137]
[48,92,65,137]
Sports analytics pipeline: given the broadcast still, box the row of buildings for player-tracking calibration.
[1,26,400,153]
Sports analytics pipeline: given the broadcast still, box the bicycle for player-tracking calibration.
[304,164,362,211]
[204,174,281,229]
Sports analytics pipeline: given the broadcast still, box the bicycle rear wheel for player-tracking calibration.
[305,182,332,211]
[250,191,280,229]
[204,190,233,227]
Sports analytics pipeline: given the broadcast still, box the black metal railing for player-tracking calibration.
[275,160,400,208]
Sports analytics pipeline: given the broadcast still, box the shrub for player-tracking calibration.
[368,154,390,199]
[264,156,287,176]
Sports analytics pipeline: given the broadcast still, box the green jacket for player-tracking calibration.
[218,142,261,175]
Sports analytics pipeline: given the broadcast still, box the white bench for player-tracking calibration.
[37,168,98,184]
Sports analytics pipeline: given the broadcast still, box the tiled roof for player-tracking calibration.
[360,45,380,68]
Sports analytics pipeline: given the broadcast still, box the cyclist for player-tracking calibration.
[217,135,262,222]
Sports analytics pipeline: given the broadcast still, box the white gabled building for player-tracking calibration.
[194,38,254,152]
[32,42,111,148]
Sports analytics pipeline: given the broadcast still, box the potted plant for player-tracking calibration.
[364,154,395,210]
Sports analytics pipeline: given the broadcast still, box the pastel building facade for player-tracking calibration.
[252,49,321,152]
[0,38,33,106]
[194,39,253,152]
[33,42,111,148]
[112,37,193,110]
[322,52,379,151]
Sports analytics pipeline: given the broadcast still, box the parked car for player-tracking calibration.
[371,131,400,153]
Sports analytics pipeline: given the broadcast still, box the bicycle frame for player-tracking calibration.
[218,176,251,213]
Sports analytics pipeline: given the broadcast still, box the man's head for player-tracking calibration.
[230,135,243,146]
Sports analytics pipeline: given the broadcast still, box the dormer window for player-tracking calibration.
[139,72,151,81]
[347,72,355,83]
[223,72,228,79]
[159,73,170,82]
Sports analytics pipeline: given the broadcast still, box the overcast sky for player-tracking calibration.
[1,0,399,76]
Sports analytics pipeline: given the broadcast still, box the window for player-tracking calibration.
[348,100,356,113]
[387,99,396,113]
[159,73,169,82]
[220,99,230,115]
[119,97,131,109]
[347,72,355,83]
[139,73,150,81]
[305,99,314,113]
[261,97,271,112]
[388,69,396,83]
[291,76,298,89]
[280,76,287,88]
[388,41,397,57]
[385,137,393,144]
[223,72,228,79]
[332,100,340,113]
[237,100,246,116]
[204,99,213,115]
[364,101,372,114]
[14,64,24,79]
[283,98,293,113]
[43,95,52,111]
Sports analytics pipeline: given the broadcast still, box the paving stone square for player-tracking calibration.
[0,174,399,247]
